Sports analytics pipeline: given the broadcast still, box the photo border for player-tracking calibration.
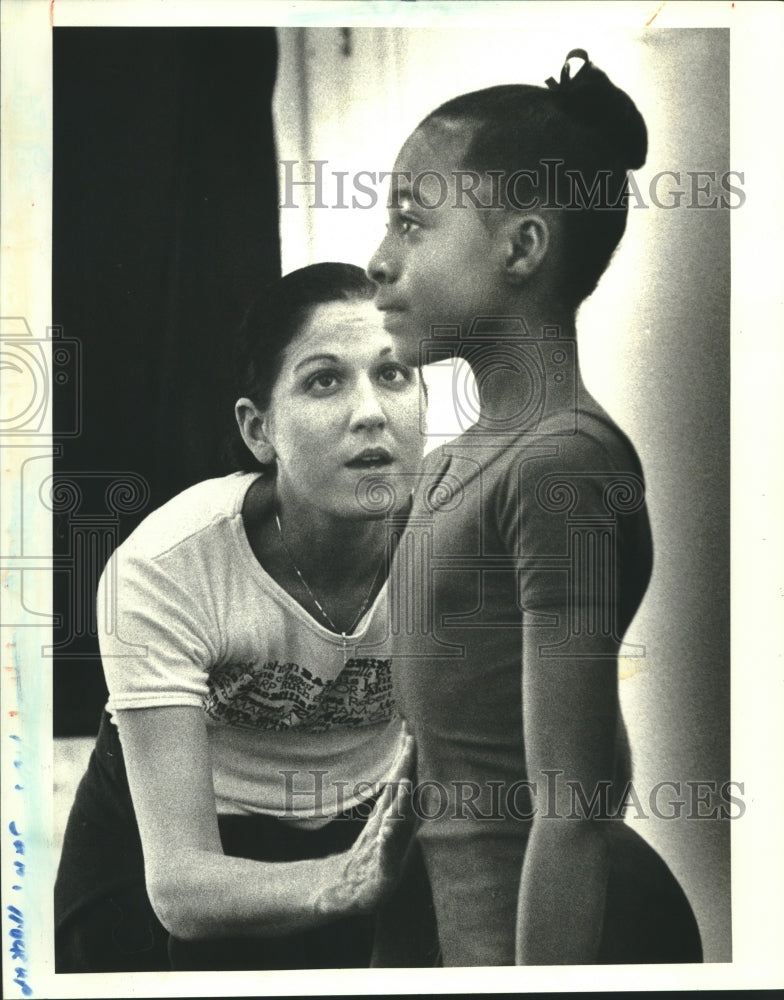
[2,1,782,995]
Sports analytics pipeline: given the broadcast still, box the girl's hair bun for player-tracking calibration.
[546,49,647,171]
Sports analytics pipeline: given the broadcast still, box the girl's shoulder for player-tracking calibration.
[424,407,645,510]
[542,408,644,477]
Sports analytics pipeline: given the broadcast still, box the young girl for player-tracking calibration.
[367,50,703,966]
[54,262,424,972]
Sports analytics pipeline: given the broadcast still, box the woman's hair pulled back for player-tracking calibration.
[423,49,648,307]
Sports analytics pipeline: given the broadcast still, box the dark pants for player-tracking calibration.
[55,712,375,972]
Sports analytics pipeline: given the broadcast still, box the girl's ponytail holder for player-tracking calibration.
[545,48,591,92]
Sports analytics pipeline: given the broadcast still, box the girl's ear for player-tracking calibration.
[499,214,550,284]
[235,398,277,465]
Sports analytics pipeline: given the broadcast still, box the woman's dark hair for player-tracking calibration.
[229,261,376,471]
[422,50,647,307]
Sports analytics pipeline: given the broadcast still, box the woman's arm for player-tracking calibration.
[515,628,618,965]
[116,704,414,941]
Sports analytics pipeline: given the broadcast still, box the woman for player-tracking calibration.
[54,262,424,972]
[367,50,703,965]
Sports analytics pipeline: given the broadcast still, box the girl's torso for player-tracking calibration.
[385,398,653,963]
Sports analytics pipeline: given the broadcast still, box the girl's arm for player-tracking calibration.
[515,627,618,965]
[116,704,414,941]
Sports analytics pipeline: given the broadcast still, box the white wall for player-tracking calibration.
[274,26,731,961]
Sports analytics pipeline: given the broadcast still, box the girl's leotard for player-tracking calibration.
[384,400,687,965]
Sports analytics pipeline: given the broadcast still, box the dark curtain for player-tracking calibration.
[53,28,281,735]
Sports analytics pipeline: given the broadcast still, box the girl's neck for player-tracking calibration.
[457,306,583,429]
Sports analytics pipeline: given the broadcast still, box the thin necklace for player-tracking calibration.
[274,510,383,663]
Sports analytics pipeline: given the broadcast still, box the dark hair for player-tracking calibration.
[423,50,648,307]
[229,262,376,471]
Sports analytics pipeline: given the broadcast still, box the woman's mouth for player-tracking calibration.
[345,448,394,469]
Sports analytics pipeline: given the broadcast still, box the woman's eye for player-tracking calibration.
[379,364,410,385]
[306,371,340,392]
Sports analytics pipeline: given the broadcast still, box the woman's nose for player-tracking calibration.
[366,234,396,285]
[349,377,387,430]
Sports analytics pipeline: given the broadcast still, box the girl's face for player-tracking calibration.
[260,298,424,520]
[367,121,508,358]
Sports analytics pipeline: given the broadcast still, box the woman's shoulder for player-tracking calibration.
[119,472,261,562]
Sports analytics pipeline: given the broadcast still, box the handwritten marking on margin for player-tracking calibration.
[7,745,33,995]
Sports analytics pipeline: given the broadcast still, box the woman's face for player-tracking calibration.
[367,121,508,359]
[262,298,424,520]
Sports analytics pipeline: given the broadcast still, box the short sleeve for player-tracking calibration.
[494,431,646,628]
[97,546,220,711]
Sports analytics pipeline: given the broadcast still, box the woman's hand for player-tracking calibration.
[312,723,416,921]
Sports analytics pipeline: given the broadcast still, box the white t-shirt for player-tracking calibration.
[98,472,402,820]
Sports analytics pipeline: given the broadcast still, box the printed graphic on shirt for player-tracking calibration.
[203,657,393,731]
